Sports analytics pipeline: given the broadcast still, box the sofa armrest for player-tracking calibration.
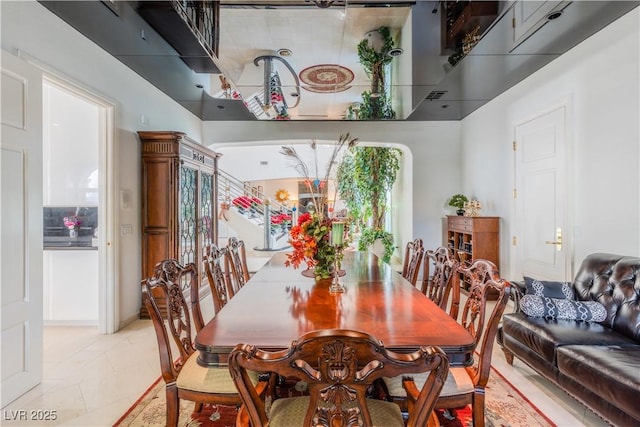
[510,280,525,312]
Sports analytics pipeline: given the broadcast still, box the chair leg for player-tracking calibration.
[165,385,180,427]
[472,391,485,427]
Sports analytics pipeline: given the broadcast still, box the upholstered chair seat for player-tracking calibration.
[143,266,267,427]
[382,366,474,400]
[268,396,405,427]
[382,260,511,427]
[176,355,260,394]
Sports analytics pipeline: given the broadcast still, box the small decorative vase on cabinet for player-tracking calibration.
[69,228,78,238]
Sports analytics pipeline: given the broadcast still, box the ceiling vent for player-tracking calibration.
[425,90,448,100]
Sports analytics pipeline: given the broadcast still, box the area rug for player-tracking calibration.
[114,367,555,427]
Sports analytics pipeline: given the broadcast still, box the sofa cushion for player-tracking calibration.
[520,295,606,322]
[524,276,574,299]
[502,313,638,363]
[557,345,640,421]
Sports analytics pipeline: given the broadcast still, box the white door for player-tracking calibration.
[1,50,44,407]
[513,106,572,281]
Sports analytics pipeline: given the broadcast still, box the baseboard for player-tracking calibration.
[44,319,98,326]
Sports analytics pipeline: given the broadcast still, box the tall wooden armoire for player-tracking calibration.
[139,131,221,318]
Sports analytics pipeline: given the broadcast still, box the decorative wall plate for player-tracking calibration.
[299,64,354,93]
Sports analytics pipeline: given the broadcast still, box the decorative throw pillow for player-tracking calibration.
[520,295,607,322]
[524,276,574,299]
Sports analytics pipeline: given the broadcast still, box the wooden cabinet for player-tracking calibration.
[139,131,221,318]
[446,216,499,290]
[441,1,499,52]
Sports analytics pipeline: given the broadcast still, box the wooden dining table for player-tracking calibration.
[195,251,475,367]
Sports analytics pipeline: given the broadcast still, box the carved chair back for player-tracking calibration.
[151,259,203,331]
[402,238,425,286]
[457,260,511,389]
[143,268,255,426]
[143,276,196,383]
[225,237,250,294]
[229,329,449,427]
[421,247,460,320]
[203,244,233,314]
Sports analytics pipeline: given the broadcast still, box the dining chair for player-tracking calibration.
[142,275,267,427]
[382,259,512,427]
[203,244,234,314]
[151,258,208,333]
[421,246,460,320]
[225,237,250,295]
[228,328,449,427]
[402,238,424,286]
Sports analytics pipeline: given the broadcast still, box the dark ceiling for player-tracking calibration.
[39,1,638,121]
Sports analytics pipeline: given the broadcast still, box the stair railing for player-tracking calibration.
[218,169,293,249]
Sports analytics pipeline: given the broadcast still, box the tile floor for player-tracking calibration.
[2,283,611,427]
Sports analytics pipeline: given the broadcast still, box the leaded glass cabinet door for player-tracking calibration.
[179,166,215,272]
[200,171,214,251]
[180,164,198,267]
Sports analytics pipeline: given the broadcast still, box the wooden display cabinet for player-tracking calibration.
[446,216,500,291]
[139,131,221,318]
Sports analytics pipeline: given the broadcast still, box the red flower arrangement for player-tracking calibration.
[280,134,358,279]
[270,212,292,225]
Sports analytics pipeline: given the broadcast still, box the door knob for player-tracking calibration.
[545,228,562,251]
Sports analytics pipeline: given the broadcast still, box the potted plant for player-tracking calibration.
[449,194,468,216]
[337,146,401,263]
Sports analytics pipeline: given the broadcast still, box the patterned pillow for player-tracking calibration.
[520,295,606,322]
[524,276,574,299]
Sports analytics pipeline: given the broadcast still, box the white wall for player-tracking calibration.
[1,1,203,327]
[460,8,640,279]
[204,121,462,258]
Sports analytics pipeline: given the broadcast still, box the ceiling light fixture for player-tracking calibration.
[546,10,563,20]
[277,48,293,57]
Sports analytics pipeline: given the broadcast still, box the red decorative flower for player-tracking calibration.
[63,216,81,229]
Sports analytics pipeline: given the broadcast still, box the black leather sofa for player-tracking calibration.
[500,253,640,427]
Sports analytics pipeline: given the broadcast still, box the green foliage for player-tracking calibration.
[351,146,401,230]
[336,154,363,230]
[337,146,402,264]
[358,91,396,120]
[306,215,337,279]
[448,194,468,209]
[358,227,395,263]
[357,26,394,75]
[356,27,397,120]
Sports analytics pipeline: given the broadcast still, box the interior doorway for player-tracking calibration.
[512,105,573,281]
[42,77,116,333]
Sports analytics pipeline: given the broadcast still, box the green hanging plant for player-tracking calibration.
[358,228,395,263]
[356,26,397,120]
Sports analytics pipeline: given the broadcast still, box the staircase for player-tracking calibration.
[217,169,293,261]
